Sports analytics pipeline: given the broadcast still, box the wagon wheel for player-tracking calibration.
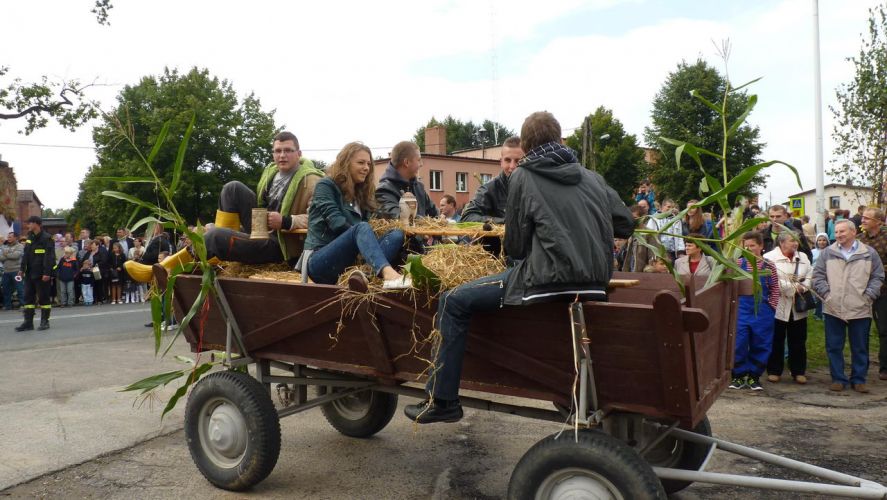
[185,371,281,491]
[315,386,398,438]
[641,417,713,494]
[507,430,666,500]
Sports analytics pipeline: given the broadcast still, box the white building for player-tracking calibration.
[786,183,875,217]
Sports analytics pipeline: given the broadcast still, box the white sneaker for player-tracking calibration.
[382,275,413,290]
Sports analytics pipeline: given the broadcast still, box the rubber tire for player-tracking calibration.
[315,386,398,438]
[508,429,666,500]
[652,417,713,494]
[185,370,281,491]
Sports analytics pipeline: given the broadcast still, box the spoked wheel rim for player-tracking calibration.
[536,467,624,500]
[197,397,248,469]
[326,388,373,420]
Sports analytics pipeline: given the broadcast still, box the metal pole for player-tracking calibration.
[813,0,826,232]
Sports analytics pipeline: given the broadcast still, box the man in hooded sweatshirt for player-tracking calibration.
[404,111,635,424]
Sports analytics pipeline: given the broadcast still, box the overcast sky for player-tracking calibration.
[0,0,880,211]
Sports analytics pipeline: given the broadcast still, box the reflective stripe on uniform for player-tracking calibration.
[34,249,45,254]
[23,305,36,309]
[39,304,52,309]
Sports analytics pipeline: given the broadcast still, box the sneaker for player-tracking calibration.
[383,275,413,290]
[748,376,764,391]
[404,398,463,424]
[851,383,870,394]
[728,376,747,390]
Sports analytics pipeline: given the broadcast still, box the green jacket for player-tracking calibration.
[255,158,324,260]
[305,177,369,251]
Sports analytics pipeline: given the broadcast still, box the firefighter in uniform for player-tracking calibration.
[15,216,55,332]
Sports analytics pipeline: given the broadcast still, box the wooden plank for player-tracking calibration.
[354,308,396,377]
[464,335,575,393]
[243,296,342,351]
[651,290,692,418]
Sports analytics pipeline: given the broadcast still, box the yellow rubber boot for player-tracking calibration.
[160,247,194,273]
[215,210,240,231]
[124,260,154,283]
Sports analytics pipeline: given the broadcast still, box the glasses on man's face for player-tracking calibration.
[273,148,297,156]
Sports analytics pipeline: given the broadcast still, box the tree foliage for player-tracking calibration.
[0,66,99,135]
[830,5,887,206]
[413,116,515,154]
[42,207,73,220]
[564,106,645,203]
[644,60,765,207]
[70,67,278,234]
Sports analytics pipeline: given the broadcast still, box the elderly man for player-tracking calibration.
[404,111,634,423]
[460,136,524,223]
[813,219,884,393]
[858,207,887,380]
[0,231,24,310]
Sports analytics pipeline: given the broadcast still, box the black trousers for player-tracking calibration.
[205,181,285,264]
[23,276,52,309]
[767,314,808,376]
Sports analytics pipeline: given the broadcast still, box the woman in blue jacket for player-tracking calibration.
[305,142,409,288]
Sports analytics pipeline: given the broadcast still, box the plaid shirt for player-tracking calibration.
[859,227,887,294]
[737,257,781,310]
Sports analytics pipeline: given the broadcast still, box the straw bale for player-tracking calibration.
[422,244,505,290]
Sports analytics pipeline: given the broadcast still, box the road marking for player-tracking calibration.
[0,308,147,325]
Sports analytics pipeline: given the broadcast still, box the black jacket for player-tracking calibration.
[762,224,812,261]
[142,234,175,265]
[374,163,438,219]
[503,156,634,305]
[461,171,508,224]
[22,230,56,279]
[110,237,135,254]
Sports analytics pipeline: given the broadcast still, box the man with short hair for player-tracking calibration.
[461,136,524,223]
[76,229,91,260]
[646,198,684,261]
[813,219,884,393]
[438,194,460,222]
[851,205,866,229]
[204,131,323,264]
[375,141,438,219]
[635,180,656,215]
[636,198,650,216]
[16,216,55,331]
[0,231,24,310]
[110,227,134,256]
[763,204,812,260]
[858,207,887,380]
[404,111,634,424]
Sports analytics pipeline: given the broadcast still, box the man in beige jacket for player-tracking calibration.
[812,219,884,393]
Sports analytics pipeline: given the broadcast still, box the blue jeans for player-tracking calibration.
[307,223,404,285]
[2,271,24,310]
[81,284,93,305]
[824,314,872,386]
[426,268,513,400]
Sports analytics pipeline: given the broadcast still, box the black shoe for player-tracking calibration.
[404,398,463,424]
[14,321,33,332]
[144,322,154,328]
[37,309,50,331]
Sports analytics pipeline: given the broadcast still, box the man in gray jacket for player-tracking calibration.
[0,231,23,310]
[813,219,884,393]
[404,111,634,424]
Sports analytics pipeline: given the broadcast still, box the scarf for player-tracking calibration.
[521,141,579,165]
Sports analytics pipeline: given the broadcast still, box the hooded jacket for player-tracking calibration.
[811,232,830,265]
[812,240,884,321]
[374,163,438,219]
[461,171,508,223]
[503,151,634,305]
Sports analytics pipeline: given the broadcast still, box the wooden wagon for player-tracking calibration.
[166,268,887,499]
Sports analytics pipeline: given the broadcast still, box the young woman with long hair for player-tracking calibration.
[108,242,127,304]
[304,142,409,288]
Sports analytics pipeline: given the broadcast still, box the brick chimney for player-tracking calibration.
[425,125,447,155]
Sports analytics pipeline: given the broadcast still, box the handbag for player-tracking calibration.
[792,258,816,313]
[91,265,102,281]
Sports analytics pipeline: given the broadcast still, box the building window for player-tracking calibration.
[829,196,841,209]
[429,170,442,191]
[480,173,492,184]
[456,172,468,192]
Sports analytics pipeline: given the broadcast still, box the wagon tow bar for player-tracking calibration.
[570,301,603,427]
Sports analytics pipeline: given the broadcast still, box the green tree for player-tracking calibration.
[565,106,645,203]
[643,59,765,206]
[830,5,887,206]
[0,66,99,135]
[413,116,515,153]
[70,67,278,233]
[42,207,73,220]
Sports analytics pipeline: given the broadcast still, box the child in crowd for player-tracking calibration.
[80,261,95,306]
[811,232,830,320]
[730,231,780,391]
[56,247,79,307]
[643,256,670,273]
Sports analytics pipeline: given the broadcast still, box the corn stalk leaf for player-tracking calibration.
[403,254,441,291]
[690,89,723,115]
[150,295,163,354]
[161,362,214,420]
[147,121,170,167]
[120,369,185,394]
[170,113,196,194]
[727,94,758,137]
[730,76,763,92]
